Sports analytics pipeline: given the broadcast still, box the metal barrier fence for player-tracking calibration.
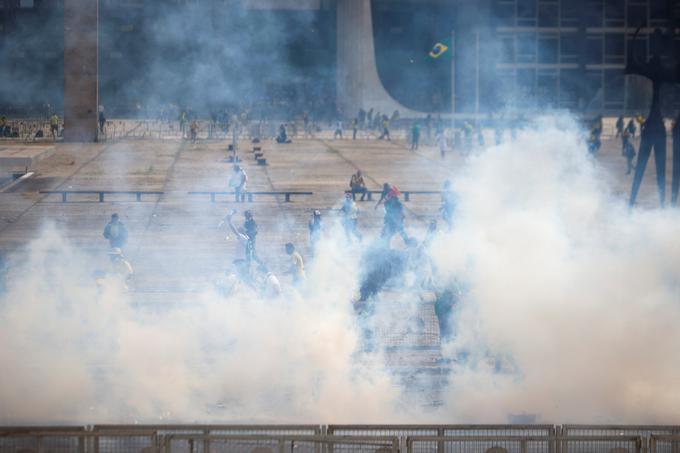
[561,427,680,453]
[0,430,157,453]
[649,435,680,453]
[163,434,398,453]
[406,436,642,453]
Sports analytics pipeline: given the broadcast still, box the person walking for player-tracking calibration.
[410,122,421,151]
[103,213,128,250]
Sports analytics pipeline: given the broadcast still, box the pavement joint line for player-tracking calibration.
[0,142,114,239]
[133,141,186,258]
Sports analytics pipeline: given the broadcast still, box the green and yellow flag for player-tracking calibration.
[428,41,449,59]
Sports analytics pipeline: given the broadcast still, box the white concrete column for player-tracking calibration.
[336,0,415,118]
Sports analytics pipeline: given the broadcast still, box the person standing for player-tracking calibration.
[223,209,257,265]
[229,165,248,203]
[334,120,343,139]
[341,193,361,242]
[98,108,106,134]
[378,116,390,140]
[352,117,358,140]
[436,130,446,158]
[50,113,59,139]
[623,130,636,175]
[410,122,421,151]
[615,115,624,138]
[103,213,128,250]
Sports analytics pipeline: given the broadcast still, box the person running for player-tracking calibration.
[103,213,128,250]
[341,193,361,242]
[410,122,421,151]
[229,165,247,203]
[350,170,368,201]
[381,192,408,244]
[284,243,305,284]
[107,248,134,290]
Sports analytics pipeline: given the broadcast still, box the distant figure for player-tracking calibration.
[381,190,408,244]
[378,116,390,140]
[374,182,393,211]
[103,213,128,249]
[341,193,361,242]
[50,114,59,139]
[255,263,281,298]
[462,121,473,151]
[410,122,421,151]
[98,109,106,134]
[243,210,258,257]
[615,115,624,138]
[350,170,368,201]
[334,120,343,139]
[425,114,432,144]
[436,130,447,158]
[276,124,290,144]
[189,120,199,143]
[179,110,188,138]
[623,130,637,175]
[352,117,358,140]
[284,243,305,284]
[587,115,603,154]
[229,165,248,203]
[308,210,322,253]
[626,118,637,138]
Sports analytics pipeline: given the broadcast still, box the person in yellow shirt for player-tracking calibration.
[284,242,305,284]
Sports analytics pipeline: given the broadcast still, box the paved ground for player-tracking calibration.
[0,132,668,394]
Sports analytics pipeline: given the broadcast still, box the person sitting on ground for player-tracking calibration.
[229,165,247,203]
[284,242,305,284]
[276,124,291,144]
[103,213,128,249]
[350,170,368,201]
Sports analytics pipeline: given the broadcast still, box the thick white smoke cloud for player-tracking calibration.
[2,114,680,424]
[431,115,680,423]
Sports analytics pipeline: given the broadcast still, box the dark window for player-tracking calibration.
[494,0,515,25]
[585,0,603,27]
[627,35,647,64]
[559,68,580,107]
[538,35,558,63]
[586,70,603,109]
[538,3,558,27]
[649,0,669,21]
[499,35,515,63]
[537,72,558,106]
[604,0,624,26]
[604,69,624,107]
[627,5,647,28]
[560,33,580,62]
[585,36,603,64]
[604,33,625,62]
[517,0,537,18]
[517,32,537,63]
[560,0,579,26]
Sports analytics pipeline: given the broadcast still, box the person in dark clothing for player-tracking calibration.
[103,213,128,249]
[222,209,259,265]
[381,194,408,244]
[98,110,106,134]
[623,130,636,175]
[626,118,637,138]
[615,115,624,138]
[243,210,258,256]
[410,122,421,151]
[276,124,290,143]
[350,170,368,201]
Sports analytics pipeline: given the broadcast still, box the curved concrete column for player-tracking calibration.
[336,0,416,118]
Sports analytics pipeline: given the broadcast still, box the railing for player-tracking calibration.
[649,435,680,453]
[561,426,680,453]
[39,190,164,203]
[406,436,642,453]
[188,191,313,203]
[345,190,441,202]
[327,426,556,453]
[163,434,399,453]
[0,429,158,453]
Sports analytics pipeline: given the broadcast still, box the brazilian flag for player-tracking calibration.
[428,40,450,59]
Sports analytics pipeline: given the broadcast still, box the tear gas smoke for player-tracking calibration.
[1,115,680,424]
